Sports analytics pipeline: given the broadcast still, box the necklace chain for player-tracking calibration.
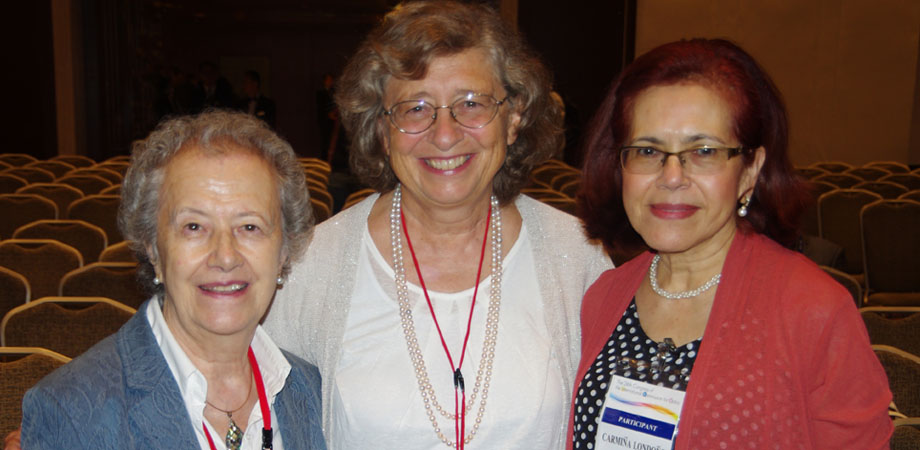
[204,372,253,417]
[648,254,721,299]
[390,185,503,448]
[204,368,253,450]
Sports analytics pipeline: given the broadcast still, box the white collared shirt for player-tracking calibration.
[147,299,291,450]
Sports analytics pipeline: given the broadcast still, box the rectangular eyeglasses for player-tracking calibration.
[620,146,747,175]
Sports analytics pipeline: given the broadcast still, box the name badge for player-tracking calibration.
[594,375,685,450]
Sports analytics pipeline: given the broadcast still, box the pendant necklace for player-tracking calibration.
[390,184,503,449]
[205,374,251,449]
[203,347,274,450]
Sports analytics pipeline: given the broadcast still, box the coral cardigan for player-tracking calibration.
[567,231,892,449]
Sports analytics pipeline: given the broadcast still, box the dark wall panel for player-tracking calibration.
[518,0,635,167]
[5,2,57,159]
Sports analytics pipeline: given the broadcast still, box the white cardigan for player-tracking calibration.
[264,193,612,446]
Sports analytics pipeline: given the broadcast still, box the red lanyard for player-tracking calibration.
[401,204,492,450]
[203,346,273,450]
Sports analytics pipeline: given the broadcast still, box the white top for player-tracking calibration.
[264,194,614,448]
[147,299,291,450]
[330,224,563,449]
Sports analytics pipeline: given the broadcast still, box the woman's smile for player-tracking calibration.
[649,203,699,219]
[421,154,473,172]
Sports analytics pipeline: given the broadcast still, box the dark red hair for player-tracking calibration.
[578,38,809,253]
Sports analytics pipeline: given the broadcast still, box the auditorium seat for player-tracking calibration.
[0,346,70,437]
[872,345,920,419]
[881,173,920,191]
[810,161,852,173]
[817,188,882,277]
[0,174,28,194]
[16,182,84,216]
[845,166,890,181]
[0,297,135,358]
[93,161,129,176]
[865,161,910,173]
[861,199,920,306]
[66,194,122,243]
[24,160,75,179]
[342,188,377,210]
[69,167,122,185]
[0,154,38,167]
[56,173,111,196]
[813,173,862,189]
[1,166,55,184]
[59,262,145,309]
[50,154,96,168]
[852,181,908,199]
[99,241,138,263]
[0,239,83,299]
[0,266,29,322]
[899,190,920,202]
[310,198,331,223]
[860,307,920,357]
[794,166,828,180]
[0,194,58,239]
[13,219,108,263]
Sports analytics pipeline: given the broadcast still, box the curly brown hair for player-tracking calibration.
[335,0,562,204]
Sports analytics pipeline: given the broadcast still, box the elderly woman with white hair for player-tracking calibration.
[18,110,325,449]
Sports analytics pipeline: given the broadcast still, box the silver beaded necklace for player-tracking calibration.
[648,254,721,299]
[389,184,503,448]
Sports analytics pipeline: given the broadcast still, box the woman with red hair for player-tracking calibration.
[568,39,891,449]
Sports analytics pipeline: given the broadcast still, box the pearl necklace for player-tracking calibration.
[648,254,721,299]
[390,185,503,448]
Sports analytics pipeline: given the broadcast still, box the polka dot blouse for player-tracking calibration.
[572,298,702,449]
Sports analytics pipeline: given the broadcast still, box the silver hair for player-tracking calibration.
[119,110,313,294]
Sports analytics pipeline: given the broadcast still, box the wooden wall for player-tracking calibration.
[635,0,920,167]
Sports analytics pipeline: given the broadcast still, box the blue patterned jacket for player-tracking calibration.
[21,300,326,449]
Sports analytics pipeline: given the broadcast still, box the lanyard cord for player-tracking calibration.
[400,204,492,450]
[249,347,273,449]
[203,346,274,450]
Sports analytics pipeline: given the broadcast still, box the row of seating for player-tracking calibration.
[1,154,125,247]
[0,193,121,243]
[0,154,126,194]
[1,346,71,436]
[301,157,334,222]
[0,239,143,318]
[798,162,920,307]
[798,160,920,176]
[0,295,136,436]
[0,304,915,440]
[806,192,920,306]
[798,162,920,200]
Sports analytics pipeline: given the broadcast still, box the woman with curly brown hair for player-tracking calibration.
[264,1,611,449]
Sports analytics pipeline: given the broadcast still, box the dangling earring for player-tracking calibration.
[153,276,161,286]
[276,275,284,287]
[738,196,751,217]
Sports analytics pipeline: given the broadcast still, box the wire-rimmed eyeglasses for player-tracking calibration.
[620,146,748,175]
[383,93,510,134]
